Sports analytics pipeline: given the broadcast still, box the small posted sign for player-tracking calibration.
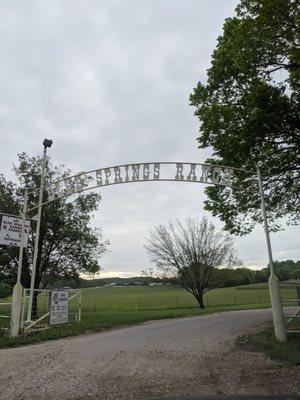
[0,215,30,247]
[50,290,69,325]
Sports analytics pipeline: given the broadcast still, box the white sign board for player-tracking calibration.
[50,290,69,325]
[0,215,30,247]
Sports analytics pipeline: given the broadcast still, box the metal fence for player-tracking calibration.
[283,295,300,333]
[1,286,299,336]
[78,291,274,312]
[0,301,11,333]
[0,289,82,336]
[20,288,82,334]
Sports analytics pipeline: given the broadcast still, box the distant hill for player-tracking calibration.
[46,275,164,289]
[45,260,300,290]
[83,276,163,286]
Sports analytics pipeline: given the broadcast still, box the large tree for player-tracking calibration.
[0,153,109,312]
[190,0,300,235]
[145,217,238,308]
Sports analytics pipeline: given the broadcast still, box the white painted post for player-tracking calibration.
[10,190,28,337]
[20,288,26,330]
[10,284,23,337]
[27,144,48,322]
[257,164,287,342]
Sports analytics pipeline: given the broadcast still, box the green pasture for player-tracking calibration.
[76,282,298,312]
[0,282,298,321]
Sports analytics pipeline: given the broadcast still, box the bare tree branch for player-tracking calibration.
[145,217,239,308]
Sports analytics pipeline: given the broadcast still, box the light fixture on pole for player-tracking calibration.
[27,138,53,322]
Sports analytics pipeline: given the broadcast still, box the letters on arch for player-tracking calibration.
[45,162,234,202]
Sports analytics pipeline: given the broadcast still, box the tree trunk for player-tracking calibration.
[194,292,205,309]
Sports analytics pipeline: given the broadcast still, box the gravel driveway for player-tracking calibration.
[0,309,299,399]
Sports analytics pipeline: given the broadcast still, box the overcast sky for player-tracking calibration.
[0,0,299,278]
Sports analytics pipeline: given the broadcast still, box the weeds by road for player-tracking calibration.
[247,328,300,365]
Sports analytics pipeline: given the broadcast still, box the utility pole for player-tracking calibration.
[27,139,53,322]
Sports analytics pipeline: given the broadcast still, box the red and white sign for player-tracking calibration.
[0,215,30,247]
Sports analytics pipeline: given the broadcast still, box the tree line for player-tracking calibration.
[214,260,300,288]
[3,259,297,298]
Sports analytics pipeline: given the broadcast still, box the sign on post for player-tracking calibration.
[0,215,30,247]
[50,290,69,325]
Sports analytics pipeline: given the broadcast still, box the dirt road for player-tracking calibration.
[0,309,299,399]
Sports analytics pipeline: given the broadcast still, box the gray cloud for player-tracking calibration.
[0,0,299,277]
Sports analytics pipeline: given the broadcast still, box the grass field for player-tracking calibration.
[74,282,298,312]
[0,282,299,349]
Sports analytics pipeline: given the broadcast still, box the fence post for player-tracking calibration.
[78,292,82,322]
[296,286,300,306]
[10,283,23,338]
[138,297,141,311]
[43,297,46,315]
[94,299,97,312]
[259,293,262,304]
[20,288,26,330]
[234,295,237,306]
[176,296,179,309]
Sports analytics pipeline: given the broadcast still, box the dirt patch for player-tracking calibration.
[1,346,299,400]
[235,334,260,352]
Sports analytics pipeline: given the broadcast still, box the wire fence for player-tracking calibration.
[283,298,300,332]
[20,289,81,334]
[78,291,275,312]
[0,302,11,334]
[0,289,81,337]
[1,287,299,336]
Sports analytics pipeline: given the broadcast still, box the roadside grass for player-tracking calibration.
[0,303,270,349]
[248,327,300,365]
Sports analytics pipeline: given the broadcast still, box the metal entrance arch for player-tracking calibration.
[28,161,241,209]
[10,157,287,342]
